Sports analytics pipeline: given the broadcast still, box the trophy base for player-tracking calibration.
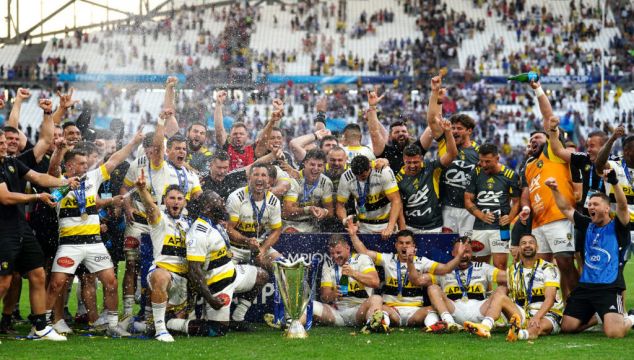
[284,320,308,339]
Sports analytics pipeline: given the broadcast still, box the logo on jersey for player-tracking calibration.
[7,166,14,173]
[1,262,8,270]
[471,240,485,252]
[57,257,75,268]
[216,293,232,306]
[536,160,544,168]
[476,190,503,207]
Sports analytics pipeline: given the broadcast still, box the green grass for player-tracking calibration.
[2,263,634,359]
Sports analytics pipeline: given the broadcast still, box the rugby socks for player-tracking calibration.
[625,314,634,327]
[231,299,252,322]
[167,318,188,333]
[440,311,456,324]
[424,311,440,327]
[107,310,119,328]
[45,310,53,326]
[29,313,48,331]
[518,329,529,340]
[123,295,135,316]
[152,302,168,333]
[481,317,494,330]
[0,313,12,328]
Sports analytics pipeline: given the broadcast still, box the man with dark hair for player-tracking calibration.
[186,122,213,177]
[282,149,333,232]
[336,155,403,238]
[464,143,520,270]
[342,124,375,163]
[201,150,246,198]
[94,129,117,157]
[350,223,466,328]
[61,122,82,148]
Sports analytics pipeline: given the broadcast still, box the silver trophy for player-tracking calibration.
[273,258,312,339]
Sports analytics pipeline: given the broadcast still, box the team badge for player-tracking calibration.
[1,262,8,270]
[8,166,14,173]
[536,160,543,168]
[585,165,591,172]
[487,182,494,190]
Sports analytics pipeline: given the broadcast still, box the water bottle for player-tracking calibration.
[500,223,511,242]
[50,184,71,202]
[339,274,349,296]
[507,71,539,83]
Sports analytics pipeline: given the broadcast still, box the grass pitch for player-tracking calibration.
[1,263,633,359]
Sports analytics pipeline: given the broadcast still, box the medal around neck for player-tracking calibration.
[272,258,312,339]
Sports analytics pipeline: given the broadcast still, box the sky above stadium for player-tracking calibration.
[1,0,223,41]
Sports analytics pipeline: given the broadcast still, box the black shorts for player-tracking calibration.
[0,219,45,276]
[563,286,624,323]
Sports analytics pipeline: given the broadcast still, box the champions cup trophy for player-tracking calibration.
[273,258,312,339]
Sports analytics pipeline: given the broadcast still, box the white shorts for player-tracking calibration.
[234,264,258,294]
[204,278,236,322]
[231,246,279,264]
[532,219,575,254]
[52,243,114,274]
[124,221,150,256]
[442,206,475,235]
[451,299,486,324]
[517,306,561,334]
[470,230,509,256]
[407,226,443,234]
[392,306,422,327]
[359,221,389,234]
[313,301,360,326]
[146,265,188,306]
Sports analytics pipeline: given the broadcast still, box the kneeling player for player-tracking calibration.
[312,235,385,329]
[349,219,465,327]
[424,236,509,333]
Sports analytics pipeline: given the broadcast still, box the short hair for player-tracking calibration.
[266,164,277,179]
[187,122,208,133]
[328,234,349,248]
[453,235,471,246]
[343,123,362,134]
[74,141,99,155]
[530,130,548,138]
[2,126,19,135]
[63,149,87,163]
[231,122,248,131]
[62,121,78,131]
[587,130,607,143]
[403,144,422,157]
[478,143,498,156]
[163,184,185,198]
[623,135,634,150]
[328,145,346,156]
[211,150,230,162]
[0,129,5,137]
[350,155,370,175]
[320,135,338,147]
[519,233,538,244]
[589,192,610,204]
[192,190,225,222]
[395,229,415,241]
[448,114,475,130]
[167,134,187,149]
[389,121,407,131]
[304,149,327,163]
[143,132,155,148]
[249,163,270,177]
[271,127,284,136]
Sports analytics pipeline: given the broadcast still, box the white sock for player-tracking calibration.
[107,311,118,328]
[481,317,494,330]
[424,311,440,327]
[152,302,167,333]
[46,310,53,325]
[441,311,456,324]
[231,299,251,322]
[518,329,529,340]
[167,318,188,333]
[382,311,391,327]
[123,295,135,316]
[626,314,634,327]
[595,313,603,324]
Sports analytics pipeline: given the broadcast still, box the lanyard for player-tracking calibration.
[396,259,409,297]
[588,164,603,190]
[249,192,266,236]
[518,259,540,306]
[455,266,473,300]
[355,171,372,209]
[146,161,156,196]
[169,161,189,194]
[302,178,320,203]
[200,215,231,248]
[623,159,632,185]
[73,181,87,215]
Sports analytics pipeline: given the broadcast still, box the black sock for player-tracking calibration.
[1,313,12,326]
[29,313,48,331]
[187,320,226,337]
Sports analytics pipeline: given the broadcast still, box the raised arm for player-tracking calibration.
[595,124,625,173]
[163,77,179,137]
[289,129,330,163]
[214,90,228,147]
[48,138,68,177]
[346,218,378,261]
[431,241,466,275]
[135,168,160,225]
[31,99,55,163]
[529,81,554,130]
[426,75,445,139]
[546,117,572,163]
[7,88,31,150]
[104,131,143,174]
[406,247,432,287]
[544,178,575,222]
[366,86,389,156]
[255,99,284,158]
[152,109,173,168]
[604,167,630,226]
[438,117,458,167]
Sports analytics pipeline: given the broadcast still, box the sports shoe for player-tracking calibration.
[263,313,282,329]
[63,307,73,325]
[446,322,463,333]
[118,314,134,332]
[425,320,448,334]
[367,310,389,333]
[74,313,89,325]
[32,326,67,341]
[155,331,175,342]
[106,325,131,338]
[464,321,491,338]
[0,318,17,335]
[53,319,73,335]
[12,308,24,322]
[506,314,522,342]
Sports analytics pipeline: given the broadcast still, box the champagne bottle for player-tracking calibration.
[339,274,349,296]
[507,71,539,83]
[50,184,71,202]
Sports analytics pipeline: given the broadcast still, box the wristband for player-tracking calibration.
[315,112,326,124]
[534,87,545,98]
[43,110,53,115]
[313,132,318,141]
[157,117,166,126]
[522,206,531,213]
